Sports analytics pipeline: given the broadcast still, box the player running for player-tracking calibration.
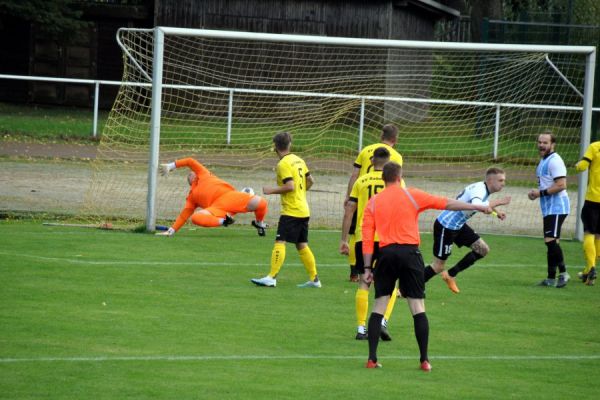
[156,157,268,236]
[423,167,511,293]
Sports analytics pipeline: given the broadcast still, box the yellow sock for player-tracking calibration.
[348,234,356,266]
[355,288,369,327]
[383,287,398,321]
[583,234,596,273]
[269,242,286,278]
[596,238,600,267]
[298,246,317,281]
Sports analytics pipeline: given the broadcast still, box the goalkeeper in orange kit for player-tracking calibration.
[156,157,268,236]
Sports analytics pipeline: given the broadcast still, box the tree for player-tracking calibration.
[0,0,89,41]
[469,0,503,42]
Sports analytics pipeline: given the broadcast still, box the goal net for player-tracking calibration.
[83,27,595,237]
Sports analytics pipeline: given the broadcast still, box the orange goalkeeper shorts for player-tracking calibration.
[205,190,253,218]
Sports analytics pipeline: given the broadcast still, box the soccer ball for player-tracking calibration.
[241,187,255,196]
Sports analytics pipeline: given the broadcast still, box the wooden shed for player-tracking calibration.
[0,0,459,108]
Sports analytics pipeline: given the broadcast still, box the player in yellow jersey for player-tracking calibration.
[251,131,321,288]
[575,140,600,285]
[340,147,398,340]
[344,124,404,281]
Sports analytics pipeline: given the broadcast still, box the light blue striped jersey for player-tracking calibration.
[437,181,489,230]
[536,152,570,217]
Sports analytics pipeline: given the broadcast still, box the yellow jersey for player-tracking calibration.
[576,141,600,202]
[276,153,311,217]
[349,170,384,242]
[354,143,403,177]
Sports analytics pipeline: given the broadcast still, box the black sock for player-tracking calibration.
[413,312,429,362]
[367,312,383,362]
[424,265,436,282]
[448,251,484,277]
[545,241,561,279]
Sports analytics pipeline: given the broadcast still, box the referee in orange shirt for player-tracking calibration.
[362,162,492,371]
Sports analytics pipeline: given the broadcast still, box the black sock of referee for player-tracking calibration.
[424,265,436,282]
[367,312,383,362]
[413,312,429,363]
[448,251,484,277]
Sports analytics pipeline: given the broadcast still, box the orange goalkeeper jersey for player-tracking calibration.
[176,158,235,208]
[362,184,448,254]
[171,158,236,231]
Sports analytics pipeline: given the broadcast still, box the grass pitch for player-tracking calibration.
[1,220,599,399]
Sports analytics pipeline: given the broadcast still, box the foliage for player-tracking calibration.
[502,0,600,25]
[0,0,90,40]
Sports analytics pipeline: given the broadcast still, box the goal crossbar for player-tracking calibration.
[112,27,595,238]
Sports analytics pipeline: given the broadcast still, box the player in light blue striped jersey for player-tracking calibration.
[423,167,511,293]
[528,132,571,288]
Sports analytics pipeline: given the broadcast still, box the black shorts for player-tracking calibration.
[432,220,480,260]
[581,200,600,235]
[354,241,379,274]
[373,244,425,299]
[543,214,568,239]
[276,215,309,243]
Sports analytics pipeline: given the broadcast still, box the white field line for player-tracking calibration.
[0,251,562,269]
[1,354,599,363]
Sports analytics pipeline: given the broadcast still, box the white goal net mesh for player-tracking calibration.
[83,28,590,237]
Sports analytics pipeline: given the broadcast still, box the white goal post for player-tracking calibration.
[103,27,595,238]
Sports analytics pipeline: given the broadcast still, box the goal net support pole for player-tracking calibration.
[118,27,596,237]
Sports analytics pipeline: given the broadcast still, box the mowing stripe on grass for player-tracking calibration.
[1,251,570,269]
[1,354,599,363]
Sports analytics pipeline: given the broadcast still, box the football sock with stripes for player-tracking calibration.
[356,288,369,328]
[269,242,286,278]
[298,246,318,281]
[367,312,384,362]
[413,312,429,363]
[448,251,484,277]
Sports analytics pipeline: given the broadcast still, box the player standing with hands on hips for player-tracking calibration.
[362,161,492,371]
[528,132,571,288]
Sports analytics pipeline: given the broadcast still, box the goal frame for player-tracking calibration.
[128,27,596,238]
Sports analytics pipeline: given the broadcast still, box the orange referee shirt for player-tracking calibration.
[362,184,448,254]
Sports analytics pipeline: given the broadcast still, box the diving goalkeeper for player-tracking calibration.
[157,157,268,236]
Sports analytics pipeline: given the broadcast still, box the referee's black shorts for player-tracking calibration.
[373,244,425,299]
[581,200,600,235]
[354,241,379,274]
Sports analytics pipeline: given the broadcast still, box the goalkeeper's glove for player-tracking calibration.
[159,162,176,176]
[155,227,175,236]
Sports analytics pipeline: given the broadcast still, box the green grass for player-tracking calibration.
[1,220,598,399]
[0,102,109,140]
